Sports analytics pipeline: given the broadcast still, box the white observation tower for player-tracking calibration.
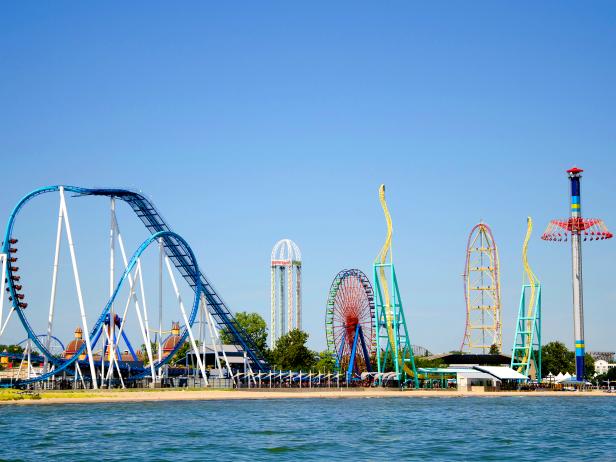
[270,239,302,347]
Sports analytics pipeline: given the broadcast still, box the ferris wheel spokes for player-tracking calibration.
[326,269,375,382]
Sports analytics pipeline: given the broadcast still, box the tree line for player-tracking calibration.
[221,313,605,380]
[220,311,335,372]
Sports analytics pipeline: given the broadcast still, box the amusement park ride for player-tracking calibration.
[326,185,419,387]
[461,223,502,354]
[325,269,375,382]
[542,167,612,382]
[372,185,418,387]
[270,239,302,348]
[323,168,611,386]
[0,167,611,389]
[0,186,267,388]
[510,217,542,381]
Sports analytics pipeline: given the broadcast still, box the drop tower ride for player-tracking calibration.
[542,167,612,382]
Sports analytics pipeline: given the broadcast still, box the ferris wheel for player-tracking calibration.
[325,269,375,381]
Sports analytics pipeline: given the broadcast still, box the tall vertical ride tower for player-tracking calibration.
[542,167,612,381]
[461,223,502,354]
[270,239,302,348]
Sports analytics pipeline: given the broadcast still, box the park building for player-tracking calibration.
[418,353,526,391]
[594,359,616,376]
[63,325,144,365]
[589,352,616,376]
[162,322,182,358]
[589,351,615,362]
[186,344,251,373]
[63,327,86,360]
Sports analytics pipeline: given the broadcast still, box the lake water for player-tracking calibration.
[1,396,614,461]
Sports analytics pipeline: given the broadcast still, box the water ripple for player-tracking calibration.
[1,396,615,461]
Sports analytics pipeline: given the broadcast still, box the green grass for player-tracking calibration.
[0,389,41,401]
[39,391,100,399]
[0,387,237,401]
[0,389,24,401]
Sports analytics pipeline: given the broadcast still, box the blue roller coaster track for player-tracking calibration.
[2,186,268,384]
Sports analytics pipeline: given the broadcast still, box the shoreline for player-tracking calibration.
[1,388,614,405]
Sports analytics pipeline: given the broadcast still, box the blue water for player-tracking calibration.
[1,397,615,461]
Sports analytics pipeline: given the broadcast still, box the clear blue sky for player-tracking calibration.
[1,2,615,354]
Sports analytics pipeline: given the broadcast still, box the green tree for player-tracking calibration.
[541,341,575,375]
[220,311,268,354]
[594,366,616,385]
[0,344,24,370]
[140,342,159,365]
[270,329,315,370]
[314,350,336,373]
[0,344,24,355]
[373,350,424,372]
[171,340,191,366]
[414,356,447,369]
[165,339,209,366]
[489,344,500,355]
[373,350,396,372]
[584,352,595,379]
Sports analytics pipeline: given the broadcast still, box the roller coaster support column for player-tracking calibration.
[0,253,12,339]
[60,187,98,389]
[136,258,155,381]
[0,254,5,340]
[164,257,208,385]
[105,197,115,383]
[44,197,63,375]
[205,296,228,379]
[158,237,163,379]
[205,302,234,381]
[27,338,32,380]
[110,210,155,382]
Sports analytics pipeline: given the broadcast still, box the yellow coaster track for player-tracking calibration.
[376,184,414,378]
[517,216,537,372]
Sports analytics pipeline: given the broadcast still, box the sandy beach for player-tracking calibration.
[0,388,614,405]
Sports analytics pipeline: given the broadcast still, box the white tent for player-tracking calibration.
[562,372,572,382]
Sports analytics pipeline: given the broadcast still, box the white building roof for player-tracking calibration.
[456,370,495,380]
[473,366,528,380]
[186,344,247,364]
[419,367,507,381]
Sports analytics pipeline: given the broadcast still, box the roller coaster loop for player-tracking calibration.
[1,186,268,385]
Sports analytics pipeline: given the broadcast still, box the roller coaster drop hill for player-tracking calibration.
[0,186,268,387]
